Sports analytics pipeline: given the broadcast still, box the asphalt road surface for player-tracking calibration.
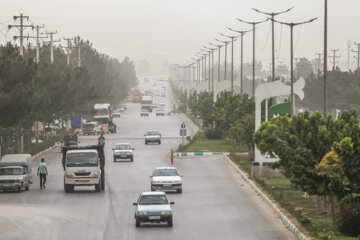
[0,81,295,240]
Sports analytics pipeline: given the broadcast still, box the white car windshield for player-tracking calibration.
[154,169,179,176]
[67,152,98,166]
[139,195,168,205]
[0,168,22,175]
[115,144,131,150]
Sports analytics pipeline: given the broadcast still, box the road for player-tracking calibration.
[0,80,295,240]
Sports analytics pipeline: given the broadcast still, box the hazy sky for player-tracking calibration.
[1,0,360,71]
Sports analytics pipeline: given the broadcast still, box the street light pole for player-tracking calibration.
[324,0,328,118]
[252,7,293,82]
[209,42,223,84]
[215,38,230,81]
[228,28,252,97]
[273,18,317,117]
[220,33,238,95]
[204,46,217,95]
[237,18,269,98]
[202,48,212,92]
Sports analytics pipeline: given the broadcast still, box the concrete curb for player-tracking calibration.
[223,154,309,240]
[174,152,248,157]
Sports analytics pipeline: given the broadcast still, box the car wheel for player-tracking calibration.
[131,157,134,162]
[17,185,22,193]
[136,219,140,227]
[151,185,155,191]
[145,141,148,145]
[25,184,30,191]
[168,219,173,227]
[177,189,182,193]
[158,140,161,144]
[113,157,116,162]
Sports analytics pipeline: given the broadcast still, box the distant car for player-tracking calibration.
[117,105,126,112]
[112,143,134,162]
[141,109,149,117]
[150,167,183,193]
[113,110,121,118]
[144,130,161,144]
[156,109,165,116]
[94,125,103,135]
[133,192,174,227]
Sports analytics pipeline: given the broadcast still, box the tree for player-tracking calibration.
[296,57,313,79]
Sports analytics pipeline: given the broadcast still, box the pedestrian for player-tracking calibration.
[98,133,105,146]
[113,123,117,134]
[37,158,48,189]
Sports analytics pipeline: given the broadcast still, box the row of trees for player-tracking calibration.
[0,40,137,154]
[254,110,360,236]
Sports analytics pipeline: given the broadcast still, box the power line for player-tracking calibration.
[8,13,34,57]
[328,48,340,70]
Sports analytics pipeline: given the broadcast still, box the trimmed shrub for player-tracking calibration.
[337,196,360,236]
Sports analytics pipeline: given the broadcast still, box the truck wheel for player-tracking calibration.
[136,219,140,227]
[69,185,74,192]
[64,184,70,193]
[95,181,101,192]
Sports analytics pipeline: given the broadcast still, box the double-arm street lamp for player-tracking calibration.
[215,38,231,81]
[201,48,212,92]
[273,17,317,117]
[219,33,238,95]
[236,18,269,98]
[204,46,217,94]
[228,28,252,97]
[209,42,223,84]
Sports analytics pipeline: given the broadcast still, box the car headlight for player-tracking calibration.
[66,173,74,178]
[161,211,172,215]
[93,172,100,177]
[136,211,148,215]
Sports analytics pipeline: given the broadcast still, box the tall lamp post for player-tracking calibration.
[201,48,212,92]
[215,38,231,80]
[204,46,217,94]
[273,18,317,117]
[236,18,269,98]
[220,33,238,95]
[228,28,252,97]
[252,7,293,82]
[209,42,223,84]
[324,0,328,118]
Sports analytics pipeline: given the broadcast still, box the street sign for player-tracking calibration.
[180,129,187,136]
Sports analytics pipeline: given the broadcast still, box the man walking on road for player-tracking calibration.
[37,158,48,189]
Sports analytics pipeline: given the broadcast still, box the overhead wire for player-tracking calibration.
[256,21,271,51]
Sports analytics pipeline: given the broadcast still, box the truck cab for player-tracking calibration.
[0,154,32,192]
[62,145,105,193]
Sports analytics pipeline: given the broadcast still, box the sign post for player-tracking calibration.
[180,122,186,144]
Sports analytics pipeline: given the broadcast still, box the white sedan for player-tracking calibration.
[133,192,174,227]
[150,167,183,193]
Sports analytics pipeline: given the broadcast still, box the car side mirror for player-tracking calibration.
[132,148,135,150]
[144,134,146,136]
[133,203,137,206]
[170,202,175,205]
[112,148,115,150]
[180,175,184,177]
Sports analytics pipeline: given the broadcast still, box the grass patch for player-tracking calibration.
[229,154,357,240]
[178,132,238,152]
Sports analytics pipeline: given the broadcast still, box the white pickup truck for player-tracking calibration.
[0,154,33,192]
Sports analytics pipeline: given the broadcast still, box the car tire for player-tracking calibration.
[131,157,134,162]
[177,189,182,193]
[158,140,161,144]
[145,141,148,145]
[113,157,116,162]
[17,184,22,193]
[168,219,173,227]
[64,184,70,193]
[151,185,155,191]
[136,219,140,227]
[95,180,101,192]
[25,184,30,191]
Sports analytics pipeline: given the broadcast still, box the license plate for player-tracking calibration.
[77,180,88,183]
[163,184,172,187]
[121,154,126,157]
[149,216,161,220]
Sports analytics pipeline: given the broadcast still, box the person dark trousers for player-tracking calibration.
[37,158,48,189]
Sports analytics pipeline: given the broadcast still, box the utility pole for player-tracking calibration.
[202,48,212,92]
[324,0,328,118]
[27,25,46,63]
[347,40,351,71]
[273,18,317,117]
[329,49,340,70]
[75,37,82,67]
[228,28,252,97]
[45,31,60,63]
[204,46,217,94]
[237,18,269,98]
[220,33,238,95]
[63,37,74,66]
[252,7,293,82]
[352,42,360,69]
[8,13,34,57]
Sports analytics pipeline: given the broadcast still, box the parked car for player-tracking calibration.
[133,192,174,227]
[150,167,183,193]
[112,143,134,162]
[144,130,161,144]
[141,109,149,117]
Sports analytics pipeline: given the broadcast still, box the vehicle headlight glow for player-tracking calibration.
[66,173,74,178]
[93,172,100,177]
[136,211,148,215]
[161,211,172,215]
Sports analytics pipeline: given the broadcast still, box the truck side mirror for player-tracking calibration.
[133,202,137,206]
[170,202,175,205]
